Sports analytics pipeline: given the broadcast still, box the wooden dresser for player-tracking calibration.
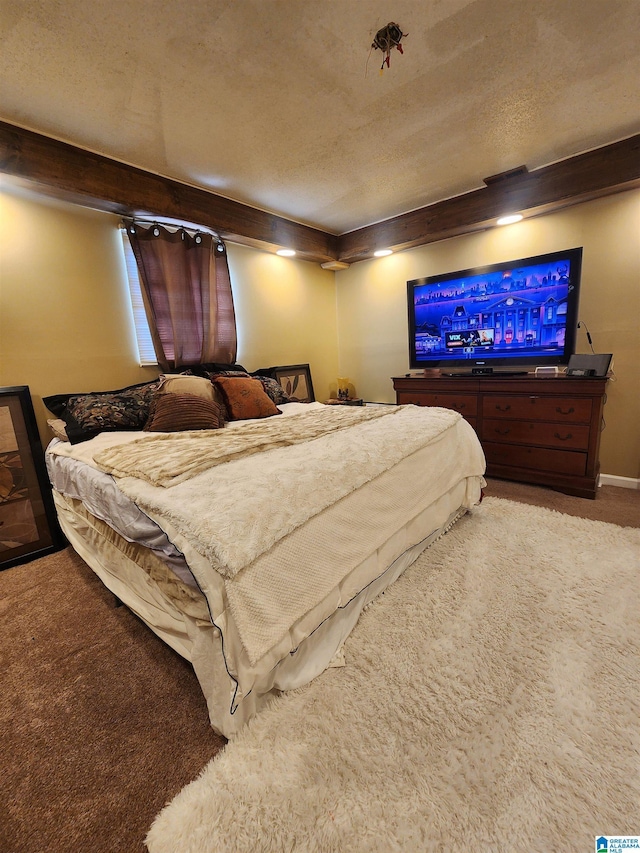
[392,374,608,499]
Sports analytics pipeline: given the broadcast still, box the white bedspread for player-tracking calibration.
[93,405,460,580]
[49,404,486,666]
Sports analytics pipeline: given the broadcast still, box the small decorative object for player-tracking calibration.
[0,386,63,569]
[325,397,364,406]
[337,377,351,401]
[371,22,407,73]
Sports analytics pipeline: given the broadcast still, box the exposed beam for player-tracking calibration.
[0,120,338,265]
[337,135,640,263]
[1,120,638,267]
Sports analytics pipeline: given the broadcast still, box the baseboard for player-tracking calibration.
[599,474,640,490]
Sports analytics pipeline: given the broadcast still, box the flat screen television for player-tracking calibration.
[407,247,583,373]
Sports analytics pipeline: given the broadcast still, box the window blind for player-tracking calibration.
[120,228,157,366]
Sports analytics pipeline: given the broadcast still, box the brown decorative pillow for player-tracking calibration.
[144,393,225,432]
[158,374,215,398]
[213,376,282,421]
[158,373,227,408]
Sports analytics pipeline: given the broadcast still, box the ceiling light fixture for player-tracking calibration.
[373,249,393,257]
[496,214,523,226]
[276,248,296,257]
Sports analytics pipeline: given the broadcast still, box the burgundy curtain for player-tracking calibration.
[126,222,237,371]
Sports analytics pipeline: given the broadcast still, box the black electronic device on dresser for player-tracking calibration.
[566,353,613,377]
[393,373,608,499]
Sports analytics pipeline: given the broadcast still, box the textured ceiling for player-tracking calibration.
[1,0,639,234]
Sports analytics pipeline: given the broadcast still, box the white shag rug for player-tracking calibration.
[146,498,640,853]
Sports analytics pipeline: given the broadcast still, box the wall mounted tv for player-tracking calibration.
[407,247,583,373]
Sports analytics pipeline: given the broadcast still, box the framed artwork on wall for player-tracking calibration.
[0,386,63,570]
[272,364,315,403]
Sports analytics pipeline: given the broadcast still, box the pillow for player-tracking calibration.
[254,375,293,406]
[47,418,69,442]
[158,373,224,406]
[203,368,251,381]
[191,362,249,379]
[43,381,160,444]
[213,376,282,421]
[144,393,225,432]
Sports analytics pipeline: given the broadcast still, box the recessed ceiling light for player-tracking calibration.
[496,214,523,226]
[276,248,296,257]
[373,249,393,257]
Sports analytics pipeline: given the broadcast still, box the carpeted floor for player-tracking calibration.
[0,547,224,853]
[485,477,640,527]
[1,479,638,853]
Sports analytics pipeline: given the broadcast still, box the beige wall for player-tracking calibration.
[336,190,640,480]
[0,187,155,445]
[228,243,338,400]
[0,185,338,446]
[1,182,637,479]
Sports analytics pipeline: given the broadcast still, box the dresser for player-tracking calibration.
[392,374,608,499]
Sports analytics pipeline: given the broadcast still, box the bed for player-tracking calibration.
[44,372,486,738]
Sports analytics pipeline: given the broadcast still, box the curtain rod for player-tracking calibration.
[121,217,222,240]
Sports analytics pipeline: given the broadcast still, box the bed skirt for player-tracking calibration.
[53,475,481,738]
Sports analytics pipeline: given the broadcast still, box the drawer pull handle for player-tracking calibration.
[495,428,511,436]
[554,432,573,441]
[556,406,575,415]
[495,404,511,412]
[456,403,466,410]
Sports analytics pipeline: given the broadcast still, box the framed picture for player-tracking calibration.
[0,386,63,570]
[272,364,315,403]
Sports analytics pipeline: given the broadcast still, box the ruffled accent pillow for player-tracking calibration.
[144,393,225,432]
[213,376,282,421]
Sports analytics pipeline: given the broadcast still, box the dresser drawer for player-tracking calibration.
[398,391,477,417]
[482,395,592,423]
[393,374,608,498]
[482,419,590,451]
[484,441,587,476]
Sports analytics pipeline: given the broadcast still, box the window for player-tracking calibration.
[120,228,157,366]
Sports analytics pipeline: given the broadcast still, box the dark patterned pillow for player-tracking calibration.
[254,375,293,406]
[203,369,251,380]
[191,363,249,379]
[44,381,160,444]
[213,376,282,420]
[144,393,225,432]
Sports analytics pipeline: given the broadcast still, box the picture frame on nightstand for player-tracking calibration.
[0,385,63,570]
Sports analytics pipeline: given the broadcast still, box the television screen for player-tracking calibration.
[407,248,583,372]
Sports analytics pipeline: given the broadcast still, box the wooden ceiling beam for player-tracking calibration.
[337,134,640,263]
[0,120,338,264]
[1,120,638,267]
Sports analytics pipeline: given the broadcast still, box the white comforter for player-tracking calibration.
[49,404,486,668]
[93,406,458,578]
